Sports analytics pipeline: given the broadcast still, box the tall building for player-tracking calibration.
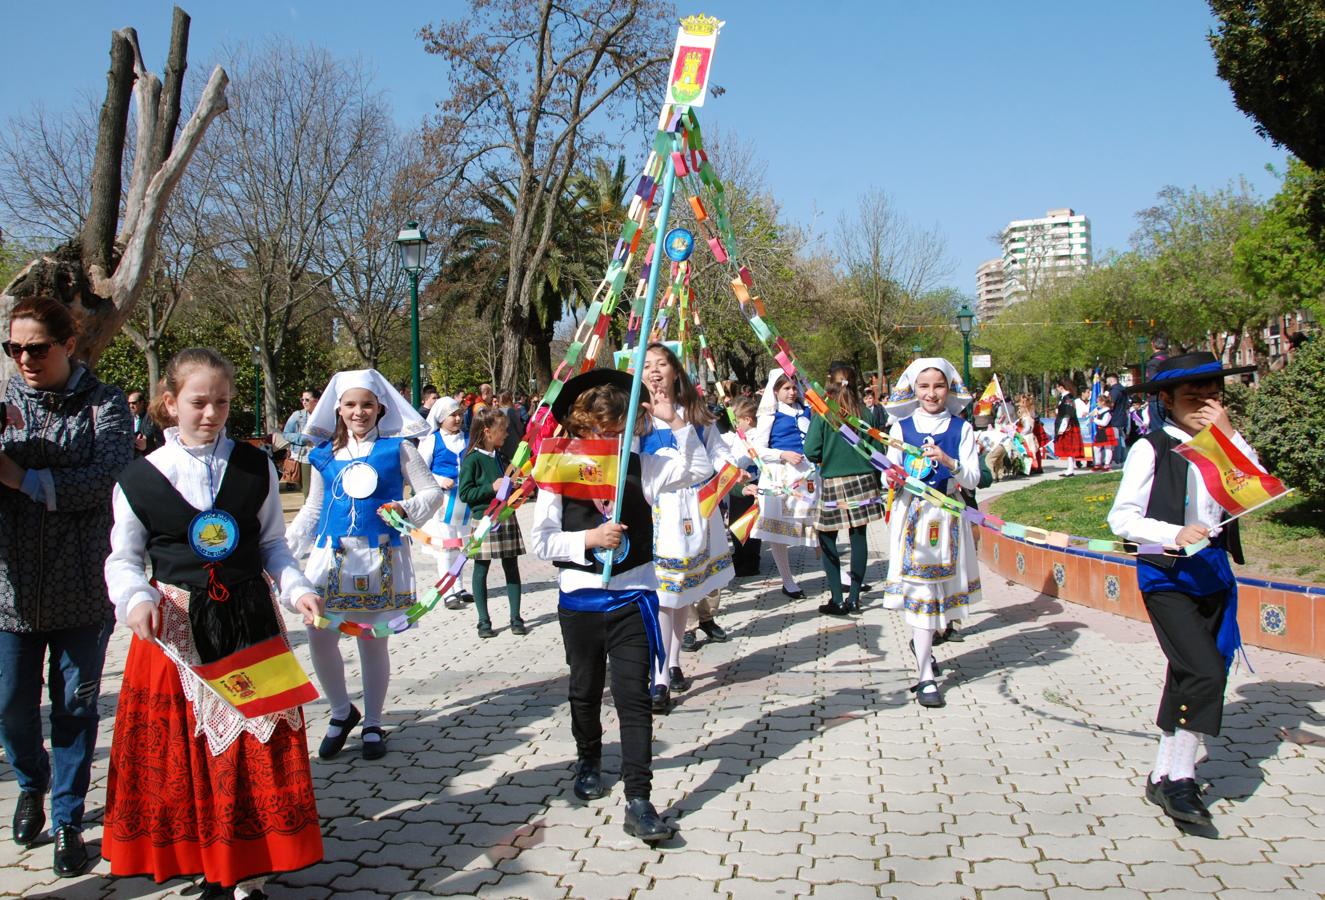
[1000,208,1092,307]
[975,257,1006,320]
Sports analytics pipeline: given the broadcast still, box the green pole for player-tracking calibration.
[962,332,972,388]
[410,270,421,408]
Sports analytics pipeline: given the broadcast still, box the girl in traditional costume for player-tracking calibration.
[287,369,440,761]
[881,358,980,709]
[750,369,817,599]
[458,407,527,638]
[640,342,737,713]
[531,369,710,843]
[1053,379,1085,476]
[104,348,324,899]
[418,396,472,611]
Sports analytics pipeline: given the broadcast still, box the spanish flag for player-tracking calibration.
[1172,424,1289,517]
[698,462,742,520]
[532,438,619,501]
[190,634,319,719]
[974,378,1000,417]
[729,503,759,544]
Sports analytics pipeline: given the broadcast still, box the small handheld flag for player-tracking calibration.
[697,462,742,519]
[1172,424,1290,517]
[728,502,759,544]
[532,438,620,501]
[167,633,319,719]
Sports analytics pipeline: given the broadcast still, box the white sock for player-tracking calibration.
[358,635,391,738]
[770,545,799,592]
[912,626,937,690]
[1169,728,1202,781]
[654,608,686,686]
[307,624,352,737]
[1151,732,1173,782]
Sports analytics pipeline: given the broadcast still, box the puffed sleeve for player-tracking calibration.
[399,441,443,523]
[104,485,161,624]
[640,424,709,504]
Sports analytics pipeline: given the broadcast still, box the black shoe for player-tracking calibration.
[1144,774,1165,810]
[199,882,234,900]
[573,759,606,802]
[623,798,675,843]
[318,704,362,759]
[52,825,89,878]
[668,667,692,692]
[681,630,697,652]
[933,621,964,645]
[443,594,465,611]
[478,622,496,639]
[699,620,729,643]
[907,639,945,676]
[12,790,44,847]
[819,602,850,617]
[910,679,945,708]
[844,599,861,614]
[460,591,475,603]
[650,684,672,714]
[781,587,806,600]
[1158,776,1211,824]
[361,726,388,761]
[511,618,528,636]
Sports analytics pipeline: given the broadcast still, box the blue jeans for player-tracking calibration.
[0,622,111,831]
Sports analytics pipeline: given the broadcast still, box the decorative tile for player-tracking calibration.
[993,543,1000,564]
[1260,602,1287,636]
[1104,574,1121,602]
[1016,552,1026,576]
[1052,562,1066,587]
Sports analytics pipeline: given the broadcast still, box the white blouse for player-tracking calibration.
[104,428,316,624]
[885,411,980,492]
[1108,423,1259,547]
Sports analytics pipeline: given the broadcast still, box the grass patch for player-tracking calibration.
[988,475,1325,586]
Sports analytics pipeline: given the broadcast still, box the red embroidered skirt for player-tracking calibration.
[102,635,323,886]
[1054,424,1084,460]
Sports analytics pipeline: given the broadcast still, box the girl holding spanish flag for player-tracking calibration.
[1108,351,1258,828]
[103,347,324,899]
[530,368,710,843]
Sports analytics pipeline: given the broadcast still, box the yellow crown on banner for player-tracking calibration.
[680,14,722,36]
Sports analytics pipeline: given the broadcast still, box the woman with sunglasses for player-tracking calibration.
[0,296,133,878]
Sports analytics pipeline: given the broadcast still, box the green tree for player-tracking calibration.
[1235,159,1325,320]
[1248,336,1325,501]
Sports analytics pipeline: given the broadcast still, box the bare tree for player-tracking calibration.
[0,8,228,373]
[419,0,673,390]
[0,98,99,241]
[199,40,387,429]
[835,189,952,385]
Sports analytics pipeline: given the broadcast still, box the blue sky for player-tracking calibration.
[0,1,1287,295]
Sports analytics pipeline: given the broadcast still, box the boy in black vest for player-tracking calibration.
[1107,351,1257,826]
[529,369,710,844]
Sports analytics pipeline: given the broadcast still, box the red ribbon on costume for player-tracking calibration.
[204,563,230,603]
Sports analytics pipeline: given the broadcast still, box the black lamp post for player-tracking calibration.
[394,221,431,408]
[956,303,976,386]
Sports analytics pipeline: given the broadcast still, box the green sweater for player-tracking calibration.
[458,449,503,514]
[804,414,879,478]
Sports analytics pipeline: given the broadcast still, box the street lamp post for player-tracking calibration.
[394,221,431,408]
[956,303,976,387]
[911,343,923,359]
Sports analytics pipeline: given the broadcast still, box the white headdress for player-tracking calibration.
[885,357,973,419]
[426,396,462,431]
[303,369,428,440]
[756,368,797,420]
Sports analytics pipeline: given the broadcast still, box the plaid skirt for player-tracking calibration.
[1054,423,1084,459]
[471,518,525,560]
[815,472,883,532]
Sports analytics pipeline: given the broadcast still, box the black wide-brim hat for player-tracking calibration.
[549,368,652,424]
[1127,351,1255,395]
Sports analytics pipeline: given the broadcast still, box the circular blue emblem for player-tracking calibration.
[592,534,631,567]
[189,509,239,562]
[663,227,694,262]
[905,454,933,480]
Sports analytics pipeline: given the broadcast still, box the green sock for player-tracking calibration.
[848,526,869,604]
[472,560,491,627]
[819,530,843,606]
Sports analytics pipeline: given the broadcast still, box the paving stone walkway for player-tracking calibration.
[4,470,1325,898]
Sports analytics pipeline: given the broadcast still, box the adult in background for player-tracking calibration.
[1145,335,1169,435]
[417,383,440,420]
[127,390,163,457]
[1105,372,1128,467]
[464,382,494,433]
[0,296,132,876]
[497,390,524,461]
[282,388,321,498]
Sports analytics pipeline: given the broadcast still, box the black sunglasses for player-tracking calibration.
[2,341,55,360]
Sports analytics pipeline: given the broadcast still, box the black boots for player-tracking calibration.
[623,798,675,843]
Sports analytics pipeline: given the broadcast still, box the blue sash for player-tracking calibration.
[558,587,665,675]
[1138,544,1243,670]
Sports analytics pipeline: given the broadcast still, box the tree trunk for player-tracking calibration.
[145,343,161,398]
[84,30,136,285]
[259,348,279,435]
[150,7,189,172]
[874,340,886,399]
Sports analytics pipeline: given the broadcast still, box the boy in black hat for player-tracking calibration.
[1107,351,1257,827]
[529,369,710,843]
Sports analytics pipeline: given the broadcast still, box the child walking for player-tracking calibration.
[287,369,440,761]
[530,369,709,843]
[881,358,980,709]
[103,348,324,899]
[804,362,883,617]
[1053,379,1085,476]
[458,407,525,638]
[751,370,817,599]
[1091,394,1116,471]
[721,396,762,579]
[418,396,472,610]
[1108,351,1257,827]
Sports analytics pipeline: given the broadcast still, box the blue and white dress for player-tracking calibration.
[751,402,817,547]
[417,428,471,585]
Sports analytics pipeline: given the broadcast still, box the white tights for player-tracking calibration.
[307,625,392,739]
[654,606,689,686]
[911,626,938,694]
[1152,728,1203,782]
[769,544,800,592]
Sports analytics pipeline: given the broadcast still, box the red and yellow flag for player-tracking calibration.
[974,379,1000,417]
[532,438,619,501]
[190,634,318,719]
[729,503,759,544]
[1172,424,1289,516]
[697,462,742,519]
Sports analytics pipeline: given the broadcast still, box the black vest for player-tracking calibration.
[1139,430,1243,569]
[554,453,654,576]
[117,441,269,590]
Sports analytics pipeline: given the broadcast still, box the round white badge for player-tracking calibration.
[341,462,380,499]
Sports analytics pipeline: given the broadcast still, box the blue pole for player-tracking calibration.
[603,155,678,584]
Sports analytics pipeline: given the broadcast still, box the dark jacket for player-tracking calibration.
[133,413,164,457]
[458,449,504,515]
[0,368,132,632]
